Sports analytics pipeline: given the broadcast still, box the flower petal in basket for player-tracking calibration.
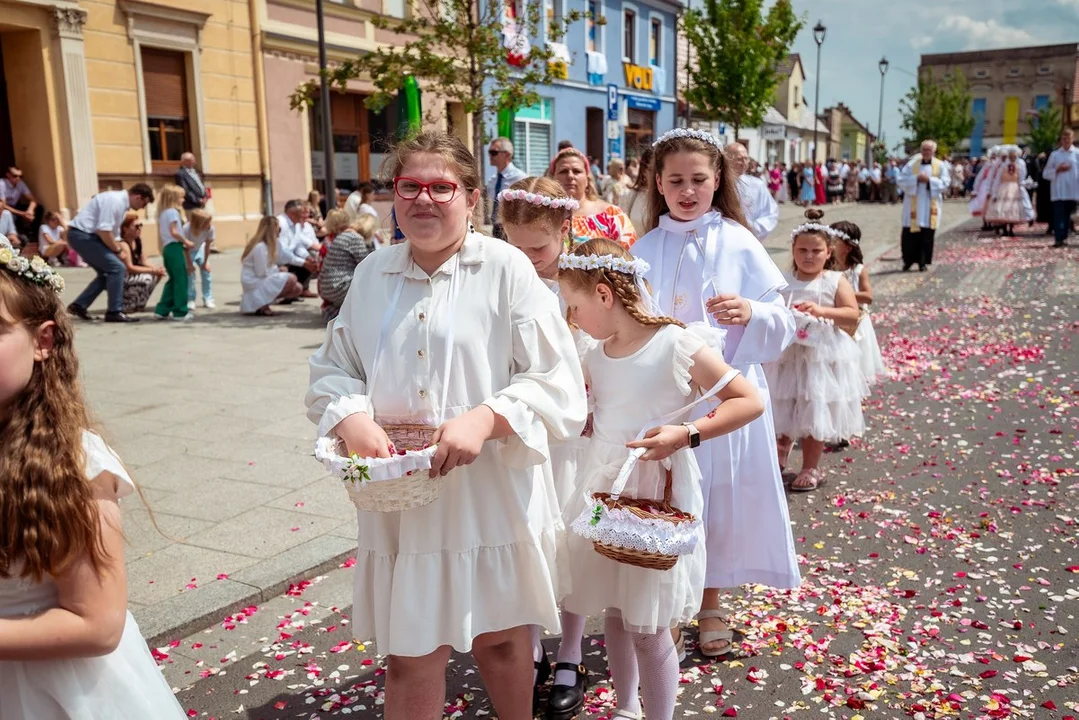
[315,436,439,484]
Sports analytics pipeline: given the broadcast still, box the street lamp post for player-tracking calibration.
[811,21,826,164]
[316,0,335,203]
[877,57,889,145]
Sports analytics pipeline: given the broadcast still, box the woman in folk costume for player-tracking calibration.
[897,139,951,272]
[969,146,1001,228]
[631,129,801,659]
[985,145,1035,236]
[306,131,587,720]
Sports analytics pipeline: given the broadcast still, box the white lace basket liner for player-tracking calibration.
[571,367,740,571]
[314,259,461,513]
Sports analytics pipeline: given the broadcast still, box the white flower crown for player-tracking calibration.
[0,240,65,294]
[830,227,857,244]
[653,128,723,150]
[558,252,651,277]
[790,223,846,242]
[497,189,580,211]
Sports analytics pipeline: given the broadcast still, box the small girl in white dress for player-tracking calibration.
[830,220,886,385]
[557,238,764,720]
[0,238,185,718]
[765,210,869,492]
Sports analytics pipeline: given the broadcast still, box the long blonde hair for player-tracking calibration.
[0,272,103,581]
[157,185,185,213]
[243,216,279,262]
[548,147,599,201]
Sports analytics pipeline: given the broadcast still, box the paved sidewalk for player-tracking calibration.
[61,200,960,646]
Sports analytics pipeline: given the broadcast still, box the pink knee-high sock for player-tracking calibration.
[553,609,587,687]
[603,609,642,715]
[632,627,679,720]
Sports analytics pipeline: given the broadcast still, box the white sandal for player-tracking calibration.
[695,610,735,658]
[613,710,642,719]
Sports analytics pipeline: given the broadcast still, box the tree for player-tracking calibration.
[681,0,803,140]
[898,71,975,157]
[290,0,581,180]
[1025,103,1063,155]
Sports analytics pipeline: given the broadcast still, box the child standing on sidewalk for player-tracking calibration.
[830,220,885,385]
[184,209,215,310]
[153,185,193,321]
[765,209,869,492]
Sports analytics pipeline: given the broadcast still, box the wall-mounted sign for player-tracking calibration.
[549,61,568,79]
[607,119,621,140]
[623,63,654,92]
[626,95,661,112]
[761,124,786,140]
[607,84,619,120]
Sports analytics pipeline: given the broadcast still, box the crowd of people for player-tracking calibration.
[735,157,904,207]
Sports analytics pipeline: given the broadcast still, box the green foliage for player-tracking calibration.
[1025,103,1063,155]
[898,70,975,157]
[681,0,804,138]
[290,0,582,175]
[871,139,888,165]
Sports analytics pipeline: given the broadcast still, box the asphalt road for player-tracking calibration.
[171,220,1079,720]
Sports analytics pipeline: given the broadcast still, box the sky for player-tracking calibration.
[770,0,1079,152]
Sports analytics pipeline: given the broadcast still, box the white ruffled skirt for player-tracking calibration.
[764,322,869,442]
[853,310,886,385]
[0,612,186,719]
[561,437,705,634]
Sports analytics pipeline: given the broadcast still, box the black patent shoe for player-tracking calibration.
[67,303,95,321]
[533,654,551,715]
[104,311,140,323]
[545,663,587,720]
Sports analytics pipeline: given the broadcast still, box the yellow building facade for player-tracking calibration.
[0,0,266,249]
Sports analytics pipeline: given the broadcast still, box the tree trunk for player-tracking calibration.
[733,120,740,145]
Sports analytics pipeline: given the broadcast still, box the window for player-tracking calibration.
[384,0,406,18]
[586,0,600,52]
[974,68,989,79]
[649,18,661,66]
[1038,64,1051,75]
[141,47,190,169]
[623,9,636,62]
[513,100,553,176]
[1007,67,1020,77]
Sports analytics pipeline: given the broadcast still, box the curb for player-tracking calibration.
[138,534,356,648]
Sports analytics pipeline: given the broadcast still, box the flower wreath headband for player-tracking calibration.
[653,128,723,150]
[558,253,651,278]
[0,239,65,294]
[497,189,580,211]
[790,222,854,244]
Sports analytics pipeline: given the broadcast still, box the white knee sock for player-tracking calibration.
[602,609,642,716]
[632,627,679,720]
[553,610,587,687]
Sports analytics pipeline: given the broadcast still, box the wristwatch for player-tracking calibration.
[682,422,701,449]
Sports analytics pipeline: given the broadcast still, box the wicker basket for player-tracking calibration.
[345,423,442,513]
[589,470,698,571]
[839,309,867,339]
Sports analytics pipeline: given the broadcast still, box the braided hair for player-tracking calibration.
[559,238,685,329]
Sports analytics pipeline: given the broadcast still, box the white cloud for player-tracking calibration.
[910,36,935,50]
[1055,0,1079,11]
[937,15,1037,49]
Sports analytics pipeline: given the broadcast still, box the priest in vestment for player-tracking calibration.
[898,139,951,272]
[725,142,780,241]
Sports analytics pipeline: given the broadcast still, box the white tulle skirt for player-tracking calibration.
[764,321,869,442]
[0,612,186,720]
[853,310,886,386]
[561,437,705,634]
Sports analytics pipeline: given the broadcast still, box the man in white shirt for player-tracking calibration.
[0,166,44,239]
[725,142,779,241]
[897,139,950,272]
[276,199,320,296]
[870,162,883,203]
[1042,128,1079,248]
[0,208,19,247]
[66,183,155,322]
[485,137,527,239]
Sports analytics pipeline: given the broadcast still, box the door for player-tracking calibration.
[0,37,16,172]
[586,107,604,166]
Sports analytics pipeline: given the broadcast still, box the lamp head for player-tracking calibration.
[879,57,889,75]
[813,21,826,45]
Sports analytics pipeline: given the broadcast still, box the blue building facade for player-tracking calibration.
[484,0,682,179]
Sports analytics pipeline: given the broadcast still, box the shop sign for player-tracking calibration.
[761,124,786,140]
[626,95,661,112]
[623,63,654,92]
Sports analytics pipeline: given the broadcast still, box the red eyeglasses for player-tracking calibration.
[393,177,459,203]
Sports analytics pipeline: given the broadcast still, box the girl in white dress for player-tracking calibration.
[830,221,886,386]
[498,175,591,712]
[240,216,302,316]
[764,210,869,492]
[0,239,185,719]
[558,238,764,720]
[306,131,587,720]
[630,129,801,659]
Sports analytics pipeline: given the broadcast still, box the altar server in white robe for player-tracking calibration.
[632,128,800,659]
[725,141,780,241]
[898,139,951,272]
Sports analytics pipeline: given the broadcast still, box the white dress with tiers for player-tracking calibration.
[561,325,707,633]
[843,264,886,385]
[0,433,186,720]
[765,271,869,442]
[632,211,801,590]
[306,232,587,657]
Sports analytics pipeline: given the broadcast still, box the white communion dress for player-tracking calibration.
[561,324,712,633]
[765,271,869,442]
[306,232,587,657]
[0,432,186,720]
[843,264,886,385]
[632,210,801,590]
[240,241,290,313]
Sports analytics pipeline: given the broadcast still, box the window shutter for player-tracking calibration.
[141,48,188,120]
[514,120,551,176]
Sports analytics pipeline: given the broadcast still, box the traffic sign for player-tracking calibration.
[607,120,620,140]
[607,84,619,121]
